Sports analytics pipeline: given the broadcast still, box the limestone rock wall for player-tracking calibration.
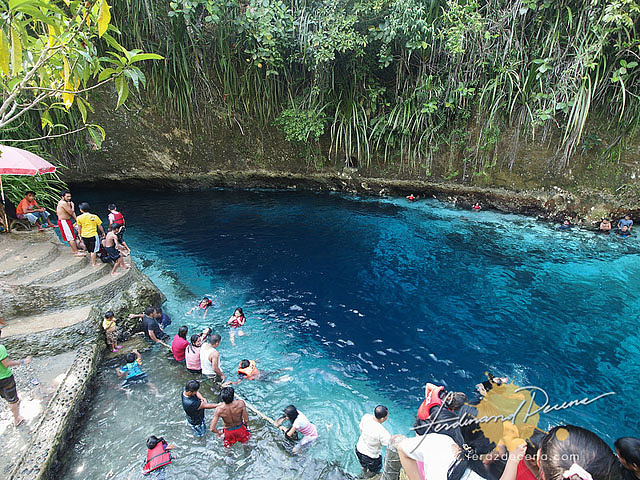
[60,88,640,223]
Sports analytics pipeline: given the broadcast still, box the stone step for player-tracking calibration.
[1,305,93,337]
[73,266,132,297]
[0,240,60,278]
[49,261,111,291]
[8,252,89,286]
[0,230,58,261]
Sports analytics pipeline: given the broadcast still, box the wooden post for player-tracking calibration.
[381,442,402,480]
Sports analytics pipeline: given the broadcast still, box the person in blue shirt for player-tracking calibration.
[618,214,633,231]
[559,219,572,230]
[116,349,158,394]
[156,307,172,330]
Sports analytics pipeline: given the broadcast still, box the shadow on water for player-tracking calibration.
[59,189,640,479]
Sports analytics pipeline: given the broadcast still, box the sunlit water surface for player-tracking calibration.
[61,190,640,479]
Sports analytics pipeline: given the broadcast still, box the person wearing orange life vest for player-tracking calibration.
[222,359,259,386]
[142,435,176,478]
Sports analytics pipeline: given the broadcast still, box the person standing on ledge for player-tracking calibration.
[103,224,129,276]
[76,202,105,266]
[0,330,32,427]
[129,307,170,346]
[200,334,225,383]
[210,386,251,448]
[56,191,83,256]
[355,405,392,477]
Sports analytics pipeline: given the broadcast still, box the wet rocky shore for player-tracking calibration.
[0,231,164,480]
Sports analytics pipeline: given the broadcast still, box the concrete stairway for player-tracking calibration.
[0,229,164,480]
[0,230,132,344]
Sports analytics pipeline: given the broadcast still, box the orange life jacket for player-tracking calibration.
[237,360,257,377]
[143,443,171,475]
[417,385,444,420]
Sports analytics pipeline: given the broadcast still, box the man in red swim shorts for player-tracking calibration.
[210,386,251,447]
[56,191,83,256]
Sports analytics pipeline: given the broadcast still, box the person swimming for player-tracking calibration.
[406,194,417,202]
[617,224,632,237]
[187,296,213,319]
[472,203,481,210]
[227,307,248,346]
[224,359,292,385]
[559,219,572,230]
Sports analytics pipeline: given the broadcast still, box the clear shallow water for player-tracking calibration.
[62,190,640,479]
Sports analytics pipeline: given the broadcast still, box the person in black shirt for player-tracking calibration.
[129,307,170,344]
[182,380,217,437]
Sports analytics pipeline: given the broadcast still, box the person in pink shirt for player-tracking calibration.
[276,405,318,454]
[171,326,190,362]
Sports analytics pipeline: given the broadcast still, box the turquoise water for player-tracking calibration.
[62,190,640,479]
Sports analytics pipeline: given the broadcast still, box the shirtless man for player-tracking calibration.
[56,191,82,256]
[103,224,129,275]
[210,386,251,447]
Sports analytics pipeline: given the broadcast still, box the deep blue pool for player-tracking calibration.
[62,189,640,479]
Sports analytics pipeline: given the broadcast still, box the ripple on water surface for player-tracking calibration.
[61,190,640,479]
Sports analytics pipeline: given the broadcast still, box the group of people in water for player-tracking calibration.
[103,299,319,477]
[559,214,634,237]
[3,189,638,479]
[107,298,640,480]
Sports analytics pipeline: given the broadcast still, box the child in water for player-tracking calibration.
[186,296,213,319]
[142,435,177,478]
[227,307,247,346]
[116,349,158,394]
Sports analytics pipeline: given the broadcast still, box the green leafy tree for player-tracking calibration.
[0,0,162,145]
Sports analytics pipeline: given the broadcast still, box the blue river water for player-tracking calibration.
[61,189,640,479]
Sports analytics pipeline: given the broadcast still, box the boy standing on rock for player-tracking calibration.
[103,311,122,353]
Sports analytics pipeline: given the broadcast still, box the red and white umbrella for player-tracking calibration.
[0,145,57,231]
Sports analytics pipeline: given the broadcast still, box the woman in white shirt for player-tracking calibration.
[275,405,318,453]
[399,409,490,480]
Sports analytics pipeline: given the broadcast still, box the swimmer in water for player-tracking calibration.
[617,224,632,237]
[598,218,612,232]
[187,296,213,319]
[472,202,481,210]
[227,307,248,346]
[116,350,158,395]
[559,219,571,230]
[223,359,292,386]
[406,194,417,202]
